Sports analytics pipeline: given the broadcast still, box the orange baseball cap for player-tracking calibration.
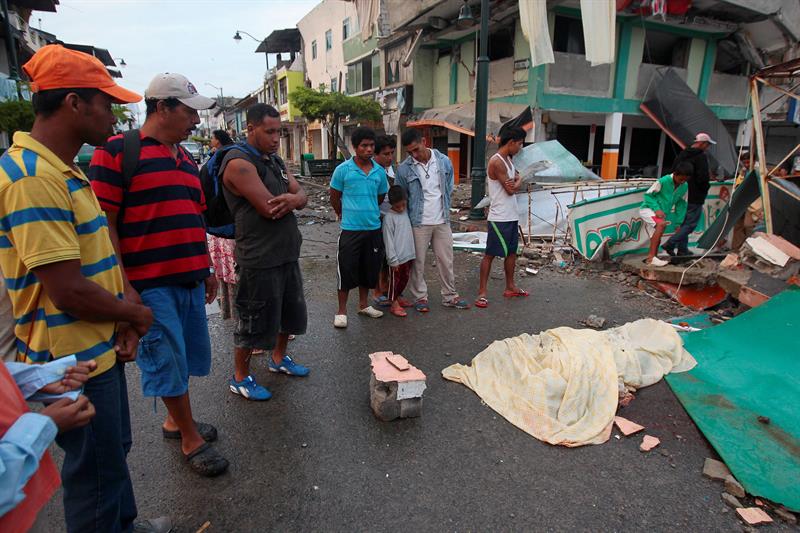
[22,44,141,103]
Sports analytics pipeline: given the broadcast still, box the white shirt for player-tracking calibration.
[414,153,445,225]
[487,153,519,222]
[379,165,394,216]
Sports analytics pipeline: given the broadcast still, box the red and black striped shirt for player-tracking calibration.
[88,133,210,291]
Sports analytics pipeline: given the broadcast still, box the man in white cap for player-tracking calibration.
[662,132,715,256]
[89,73,229,477]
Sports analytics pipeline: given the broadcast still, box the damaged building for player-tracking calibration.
[329,0,799,181]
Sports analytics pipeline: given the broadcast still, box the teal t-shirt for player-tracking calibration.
[330,158,389,231]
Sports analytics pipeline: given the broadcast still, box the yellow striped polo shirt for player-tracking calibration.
[0,132,124,376]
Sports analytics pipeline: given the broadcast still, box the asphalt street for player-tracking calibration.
[37,223,795,532]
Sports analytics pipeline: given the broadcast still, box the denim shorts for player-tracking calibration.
[137,283,212,397]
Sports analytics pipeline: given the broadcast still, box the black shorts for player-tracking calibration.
[337,229,384,291]
[234,262,307,350]
[486,221,519,257]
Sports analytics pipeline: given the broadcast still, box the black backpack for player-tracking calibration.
[199,143,288,238]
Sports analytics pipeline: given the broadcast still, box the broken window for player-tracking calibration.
[642,29,689,67]
[553,15,585,55]
[488,25,515,61]
[385,43,407,86]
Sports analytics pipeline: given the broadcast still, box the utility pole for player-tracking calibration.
[469,0,490,220]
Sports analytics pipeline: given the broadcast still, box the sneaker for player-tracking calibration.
[358,306,384,318]
[229,375,272,401]
[268,355,310,377]
[647,257,669,267]
[334,314,348,328]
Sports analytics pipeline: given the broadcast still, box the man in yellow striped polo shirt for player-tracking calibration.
[0,45,157,533]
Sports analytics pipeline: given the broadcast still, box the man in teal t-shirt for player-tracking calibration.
[638,161,691,266]
[329,127,389,328]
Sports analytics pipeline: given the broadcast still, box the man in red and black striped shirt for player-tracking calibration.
[89,73,228,477]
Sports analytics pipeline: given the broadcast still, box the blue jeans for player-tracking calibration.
[138,283,212,397]
[665,203,703,254]
[55,362,137,533]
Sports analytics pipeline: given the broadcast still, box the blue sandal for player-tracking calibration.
[414,300,430,313]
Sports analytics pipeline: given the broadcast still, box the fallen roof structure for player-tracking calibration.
[640,67,739,177]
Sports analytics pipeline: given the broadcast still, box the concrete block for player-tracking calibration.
[369,352,426,422]
[703,457,731,481]
[774,506,797,524]
[724,475,746,498]
[621,256,717,285]
[736,507,773,525]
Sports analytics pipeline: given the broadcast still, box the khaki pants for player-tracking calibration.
[409,223,458,303]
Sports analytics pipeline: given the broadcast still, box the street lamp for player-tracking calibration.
[205,82,224,108]
[233,30,269,68]
[456,1,476,30]
[469,0,490,220]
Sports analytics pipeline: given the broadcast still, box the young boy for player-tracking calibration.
[476,126,526,308]
[381,186,416,318]
[639,161,692,266]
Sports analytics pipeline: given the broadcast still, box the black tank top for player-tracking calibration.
[220,148,302,269]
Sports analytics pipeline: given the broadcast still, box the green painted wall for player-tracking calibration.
[686,38,707,92]
[456,40,474,104]
[413,48,434,110]
[625,27,645,99]
[343,34,378,64]
[433,52,450,108]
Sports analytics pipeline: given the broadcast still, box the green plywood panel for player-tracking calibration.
[666,288,800,511]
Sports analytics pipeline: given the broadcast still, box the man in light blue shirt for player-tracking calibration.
[329,127,389,328]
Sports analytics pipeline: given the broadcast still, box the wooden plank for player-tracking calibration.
[750,78,771,233]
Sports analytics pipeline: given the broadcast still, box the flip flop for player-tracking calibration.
[503,289,529,298]
[397,297,414,308]
[414,300,430,313]
[373,295,391,308]
[475,297,489,308]
[390,307,407,317]
[184,442,229,477]
[163,420,218,442]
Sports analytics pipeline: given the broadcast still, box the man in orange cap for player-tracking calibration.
[0,44,169,533]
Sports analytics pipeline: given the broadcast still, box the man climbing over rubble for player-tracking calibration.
[640,162,692,266]
[662,133,714,256]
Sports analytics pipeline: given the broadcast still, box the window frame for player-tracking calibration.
[325,29,333,51]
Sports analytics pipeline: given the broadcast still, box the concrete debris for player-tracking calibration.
[526,267,539,275]
[702,457,731,481]
[724,475,746,498]
[613,416,644,436]
[745,236,791,267]
[621,256,718,286]
[618,391,635,407]
[774,506,797,524]
[369,351,426,422]
[757,415,770,425]
[639,435,660,452]
[736,507,773,526]
[721,492,744,509]
[720,253,740,269]
[580,314,607,329]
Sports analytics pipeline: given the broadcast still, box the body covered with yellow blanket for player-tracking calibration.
[442,319,696,447]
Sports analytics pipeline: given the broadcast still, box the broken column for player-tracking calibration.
[369,351,426,422]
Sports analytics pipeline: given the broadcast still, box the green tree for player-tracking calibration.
[289,86,381,159]
[112,104,132,127]
[0,99,34,138]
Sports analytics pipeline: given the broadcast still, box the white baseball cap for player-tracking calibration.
[144,73,216,110]
[694,132,717,145]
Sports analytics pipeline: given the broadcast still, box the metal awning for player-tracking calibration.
[406,102,531,138]
[255,29,301,54]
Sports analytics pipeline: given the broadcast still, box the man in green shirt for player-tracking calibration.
[639,162,692,266]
